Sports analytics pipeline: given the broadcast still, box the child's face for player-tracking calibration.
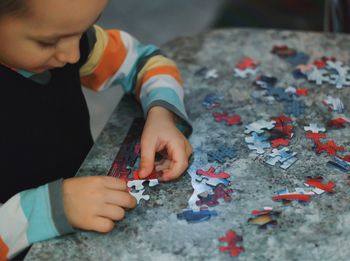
[0,0,108,73]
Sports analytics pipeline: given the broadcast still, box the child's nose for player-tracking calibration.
[55,38,81,64]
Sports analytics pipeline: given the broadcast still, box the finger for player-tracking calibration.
[103,177,128,191]
[105,190,137,208]
[99,204,126,221]
[139,138,157,178]
[155,159,171,172]
[93,216,115,233]
[159,143,188,181]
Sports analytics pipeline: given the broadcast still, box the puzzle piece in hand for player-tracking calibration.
[315,140,344,156]
[304,123,326,133]
[327,156,350,172]
[285,52,310,66]
[323,96,345,113]
[212,112,241,126]
[245,132,271,154]
[326,60,350,88]
[129,190,150,204]
[196,167,230,179]
[305,66,330,85]
[234,68,258,78]
[207,146,237,163]
[196,185,233,207]
[266,87,294,102]
[327,118,350,129]
[218,230,244,257]
[284,98,305,117]
[244,119,276,134]
[202,93,224,110]
[304,176,335,194]
[177,207,218,223]
[254,75,278,89]
[127,179,159,191]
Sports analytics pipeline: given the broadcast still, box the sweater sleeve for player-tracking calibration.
[79,25,192,135]
[0,180,73,260]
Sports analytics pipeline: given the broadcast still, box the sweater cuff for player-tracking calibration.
[141,88,193,137]
[48,179,75,235]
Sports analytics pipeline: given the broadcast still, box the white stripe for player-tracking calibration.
[98,31,139,91]
[0,194,29,258]
[140,74,184,101]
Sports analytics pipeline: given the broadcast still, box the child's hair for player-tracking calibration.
[0,0,27,18]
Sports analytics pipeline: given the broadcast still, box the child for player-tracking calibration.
[0,0,192,259]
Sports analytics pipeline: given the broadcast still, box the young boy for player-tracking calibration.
[0,0,192,259]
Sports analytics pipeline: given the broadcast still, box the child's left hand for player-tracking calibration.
[138,106,192,181]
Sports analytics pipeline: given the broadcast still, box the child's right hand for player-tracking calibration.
[62,176,136,233]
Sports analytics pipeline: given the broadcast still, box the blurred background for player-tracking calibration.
[87,0,342,140]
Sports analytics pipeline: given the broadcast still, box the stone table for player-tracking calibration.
[25,29,350,261]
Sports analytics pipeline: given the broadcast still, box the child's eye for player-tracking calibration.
[37,41,56,49]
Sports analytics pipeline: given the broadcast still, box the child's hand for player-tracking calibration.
[62,176,136,233]
[139,106,192,181]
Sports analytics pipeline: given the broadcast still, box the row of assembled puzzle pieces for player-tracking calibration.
[185,44,350,257]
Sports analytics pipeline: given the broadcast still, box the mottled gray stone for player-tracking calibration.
[25,29,350,261]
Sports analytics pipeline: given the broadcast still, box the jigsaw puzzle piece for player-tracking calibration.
[177,208,218,223]
[129,190,150,204]
[218,230,244,257]
[304,123,326,133]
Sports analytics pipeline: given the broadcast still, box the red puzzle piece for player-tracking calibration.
[327,118,350,129]
[218,230,244,257]
[196,167,230,179]
[304,177,335,193]
[271,138,289,148]
[315,140,344,156]
[313,56,336,69]
[296,88,308,96]
[212,112,241,126]
[272,194,312,202]
[235,57,258,70]
[306,132,327,143]
[196,186,233,207]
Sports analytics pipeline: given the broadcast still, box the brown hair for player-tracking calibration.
[0,0,27,18]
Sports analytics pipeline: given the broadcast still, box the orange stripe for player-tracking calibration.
[136,65,183,97]
[0,237,9,261]
[81,30,127,91]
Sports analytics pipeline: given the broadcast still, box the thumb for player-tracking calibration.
[139,140,156,179]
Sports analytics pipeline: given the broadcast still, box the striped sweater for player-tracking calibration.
[0,25,190,260]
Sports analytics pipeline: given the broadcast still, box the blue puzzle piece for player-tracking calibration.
[254,75,278,89]
[266,87,294,102]
[177,208,218,223]
[292,69,307,80]
[207,146,237,163]
[202,93,224,109]
[284,98,305,117]
[327,157,350,172]
[285,52,310,66]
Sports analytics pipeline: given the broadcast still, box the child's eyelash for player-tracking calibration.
[38,41,56,49]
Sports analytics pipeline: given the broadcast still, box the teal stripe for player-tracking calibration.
[20,185,59,243]
[141,87,188,117]
[113,44,159,93]
[17,69,35,78]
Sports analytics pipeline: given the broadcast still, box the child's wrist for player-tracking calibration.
[147,106,177,123]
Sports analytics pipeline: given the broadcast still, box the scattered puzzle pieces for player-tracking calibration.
[265,148,298,170]
[284,98,305,117]
[196,185,233,207]
[323,96,345,113]
[245,120,276,134]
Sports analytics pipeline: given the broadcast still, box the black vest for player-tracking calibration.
[0,34,93,202]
